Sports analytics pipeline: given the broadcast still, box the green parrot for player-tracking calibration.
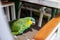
[10,17,35,35]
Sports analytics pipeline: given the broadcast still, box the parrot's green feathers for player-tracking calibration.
[10,17,35,35]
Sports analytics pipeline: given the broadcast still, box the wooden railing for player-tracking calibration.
[34,14,60,40]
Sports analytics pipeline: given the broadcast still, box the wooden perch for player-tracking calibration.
[34,14,60,40]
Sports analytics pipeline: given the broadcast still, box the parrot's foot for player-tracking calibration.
[14,36,18,40]
[14,36,17,38]
[19,33,23,35]
[16,33,23,36]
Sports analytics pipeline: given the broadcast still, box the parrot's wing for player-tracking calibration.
[12,32,19,35]
[10,17,33,35]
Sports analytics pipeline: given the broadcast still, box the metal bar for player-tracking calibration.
[38,8,44,27]
[10,4,16,20]
[30,10,32,17]
[18,2,22,18]
[21,6,40,12]
[5,7,10,21]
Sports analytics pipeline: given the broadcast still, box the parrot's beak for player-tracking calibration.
[32,21,35,25]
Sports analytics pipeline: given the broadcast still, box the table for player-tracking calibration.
[1,2,16,21]
[19,0,59,27]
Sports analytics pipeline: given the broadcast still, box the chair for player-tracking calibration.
[2,1,16,21]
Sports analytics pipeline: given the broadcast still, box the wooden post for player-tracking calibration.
[0,1,13,40]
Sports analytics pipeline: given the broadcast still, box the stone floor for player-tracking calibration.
[14,25,39,40]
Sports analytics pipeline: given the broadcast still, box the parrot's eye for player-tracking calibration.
[31,19,33,21]
[31,18,35,21]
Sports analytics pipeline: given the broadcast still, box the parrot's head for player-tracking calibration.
[24,17,35,25]
[30,17,35,25]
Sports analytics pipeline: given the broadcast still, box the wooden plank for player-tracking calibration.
[34,14,60,40]
[1,2,14,7]
[21,0,60,9]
